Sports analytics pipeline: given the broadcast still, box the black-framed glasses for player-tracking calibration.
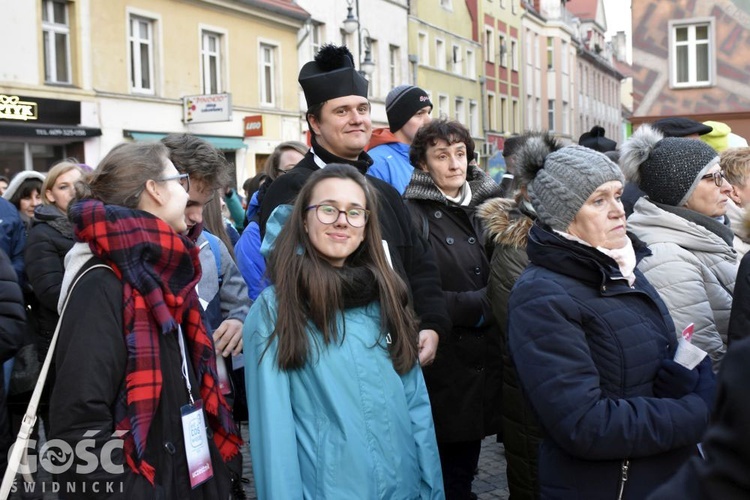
[700,169,727,187]
[306,204,370,228]
[157,173,190,193]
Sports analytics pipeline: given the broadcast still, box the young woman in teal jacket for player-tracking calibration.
[243,164,444,499]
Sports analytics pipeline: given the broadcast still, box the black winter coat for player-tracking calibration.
[49,258,237,499]
[648,336,750,499]
[0,248,26,474]
[25,205,75,360]
[509,224,711,499]
[403,166,501,443]
[258,141,451,337]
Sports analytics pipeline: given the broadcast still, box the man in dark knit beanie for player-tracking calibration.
[368,85,433,194]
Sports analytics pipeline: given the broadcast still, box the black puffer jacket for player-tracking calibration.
[25,204,75,360]
[403,165,502,443]
[477,196,541,500]
[0,248,26,473]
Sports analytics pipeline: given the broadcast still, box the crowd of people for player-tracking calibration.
[0,42,748,499]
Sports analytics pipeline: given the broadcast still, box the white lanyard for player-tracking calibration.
[176,326,195,405]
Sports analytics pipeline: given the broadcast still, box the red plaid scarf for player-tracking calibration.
[70,199,241,484]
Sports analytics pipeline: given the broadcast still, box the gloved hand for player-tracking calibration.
[692,356,716,410]
[653,358,699,399]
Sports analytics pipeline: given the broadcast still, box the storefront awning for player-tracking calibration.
[125,130,247,151]
[0,122,102,138]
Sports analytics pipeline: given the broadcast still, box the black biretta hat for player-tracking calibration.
[650,117,713,138]
[298,44,368,109]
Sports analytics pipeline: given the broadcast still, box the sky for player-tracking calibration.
[602,0,631,37]
[602,0,632,61]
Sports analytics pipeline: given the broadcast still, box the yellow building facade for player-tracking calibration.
[408,0,483,150]
[0,0,309,185]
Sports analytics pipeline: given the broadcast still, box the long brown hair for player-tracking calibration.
[265,164,419,374]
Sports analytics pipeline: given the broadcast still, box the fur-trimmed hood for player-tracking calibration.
[476,197,535,249]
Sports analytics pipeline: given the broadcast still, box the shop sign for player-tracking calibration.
[0,95,38,121]
[243,115,263,137]
[183,93,232,123]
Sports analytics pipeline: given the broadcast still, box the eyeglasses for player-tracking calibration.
[306,204,370,228]
[700,169,727,187]
[157,173,190,193]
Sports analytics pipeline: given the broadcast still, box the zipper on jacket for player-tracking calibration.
[616,459,630,500]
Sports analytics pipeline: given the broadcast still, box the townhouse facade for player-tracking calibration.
[409,0,484,148]
[0,0,309,185]
[1,0,631,183]
[631,0,750,140]
[294,0,410,129]
[522,0,578,143]
[478,0,524,156]
[567,0,623,143]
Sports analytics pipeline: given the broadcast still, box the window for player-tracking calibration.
[499,35,507,67]
[455,97,465,123]
[511,39,519,71]
[389,45,400,90]
[547,38,554,70]
[201,31,222,94]
[452,45,461,74]
[129,15,155,93]
[500,97,507,132]
[469,100,478,136]
[42,0,71,84]
[466,49,475,76]
[485,28,494,63]
[419,32,429,66]
[561,40,569,74]
[436,39,446,70]
[548,99,555,131]
[311,22,323,57]
[440,0,452,9]
[670,19,713,87]
[259,43,276,105]
[368,38,379,97]
[438,94,449,119]
[562,101,569,135]
[488,93,496,130]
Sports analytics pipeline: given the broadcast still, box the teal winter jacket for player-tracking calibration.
[243,288,445,499]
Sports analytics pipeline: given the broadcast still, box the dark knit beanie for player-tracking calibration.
[526,145,624,231]
[620,125,720,207]
[386,85,433,133]
[299,44,368,109]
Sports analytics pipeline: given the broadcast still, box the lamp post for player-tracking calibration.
[342,0,375,76]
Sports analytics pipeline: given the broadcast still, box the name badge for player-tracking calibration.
[180,400,214,488]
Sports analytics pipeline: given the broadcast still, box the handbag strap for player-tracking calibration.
[0,263,113,498]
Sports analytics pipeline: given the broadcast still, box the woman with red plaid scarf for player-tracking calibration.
[48,142,242,499]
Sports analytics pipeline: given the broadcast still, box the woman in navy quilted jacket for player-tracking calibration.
[507,140,714,499]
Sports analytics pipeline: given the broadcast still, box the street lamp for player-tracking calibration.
[342,0,375,76]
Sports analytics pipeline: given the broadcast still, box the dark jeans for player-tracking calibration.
[438,439,482,500]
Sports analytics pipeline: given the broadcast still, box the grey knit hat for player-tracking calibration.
[385,85,432,133]
[524,145,624,231]
[620,124,719,207]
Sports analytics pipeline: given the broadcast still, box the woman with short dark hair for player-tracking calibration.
[405,119,501,499]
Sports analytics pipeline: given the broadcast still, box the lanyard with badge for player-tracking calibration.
[177,326,214,488]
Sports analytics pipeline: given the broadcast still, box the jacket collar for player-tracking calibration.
[310,135,373,174]
[527,222,651,288]
[403,163,499,207]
